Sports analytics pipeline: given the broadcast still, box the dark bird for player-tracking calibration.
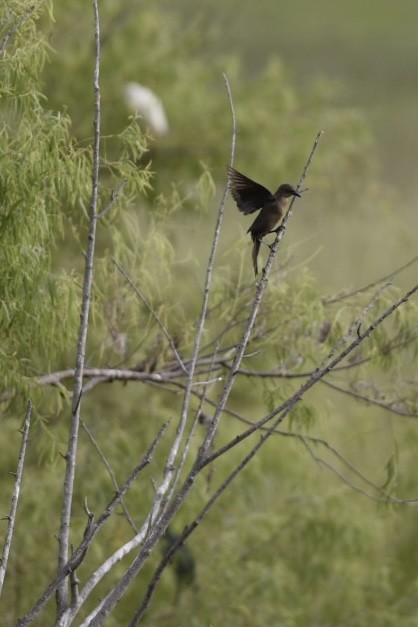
[161,528,196,603]
[227,166,301,275]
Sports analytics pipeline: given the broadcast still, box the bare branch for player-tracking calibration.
[97,180,127,219]
[275,428,391,494]
[320,378,418,419]
[164,72,236,475]
[112,259,188,375]
[324,254,418,304]
[0,5,35,56]
[37,366,179,386]
[0,400,32,596]
[165,345,221,508]
[317,281,392,374]
[80,418,138,532]
[56,0,102,613]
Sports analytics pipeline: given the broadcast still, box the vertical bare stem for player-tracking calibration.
[56,0,101,614]
[0,400,32,596]
[161,74,237,496]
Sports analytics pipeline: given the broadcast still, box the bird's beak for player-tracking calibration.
[294,190,302,198]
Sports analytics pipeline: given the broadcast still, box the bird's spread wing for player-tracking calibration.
[227,166,275,214]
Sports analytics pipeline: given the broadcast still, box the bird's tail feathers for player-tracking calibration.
[252,238,261,276]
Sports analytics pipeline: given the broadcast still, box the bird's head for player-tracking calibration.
[275,183,301,199]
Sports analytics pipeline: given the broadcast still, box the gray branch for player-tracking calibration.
[0,400,32,596]
[56,0,102,615]
[0,5,35,56]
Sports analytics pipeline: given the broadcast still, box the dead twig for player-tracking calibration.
[0,400,32,596]
[0,5,35,56]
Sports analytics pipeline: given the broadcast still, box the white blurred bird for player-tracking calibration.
[123,82,169,136]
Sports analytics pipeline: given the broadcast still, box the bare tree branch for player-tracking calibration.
[97,180,126,219]
[56,0,102,614]
[80,417,138,532]
[323,254,418,304]
[0,4,35,56]
[159,71,236,490]
[320,378,418,419]
[0,400,32,596]
[112,259,188,375]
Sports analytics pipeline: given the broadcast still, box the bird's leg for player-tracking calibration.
[261,224,285,250]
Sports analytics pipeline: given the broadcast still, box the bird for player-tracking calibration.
[123,82,169,136]
[227,166,301,275]
[161,528,196,603]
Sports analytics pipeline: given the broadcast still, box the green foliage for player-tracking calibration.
[1,3,88,395]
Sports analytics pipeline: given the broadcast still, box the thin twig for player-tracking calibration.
[164,345,221,510]
[323,254,418,304]
[113,259,187,375]
[158,72,236,488]
[299,438,387,502]
[97,180,126,219]
[80,417,138,532]
[320,378,418,419]
[316,281,392,374]
[0,401,32,596]
[275,428,392,495]
[0,5,35,56]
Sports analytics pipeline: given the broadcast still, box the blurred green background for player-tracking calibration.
[2,1,418,625]
[172,0,418,198]
[168,0,418,290]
